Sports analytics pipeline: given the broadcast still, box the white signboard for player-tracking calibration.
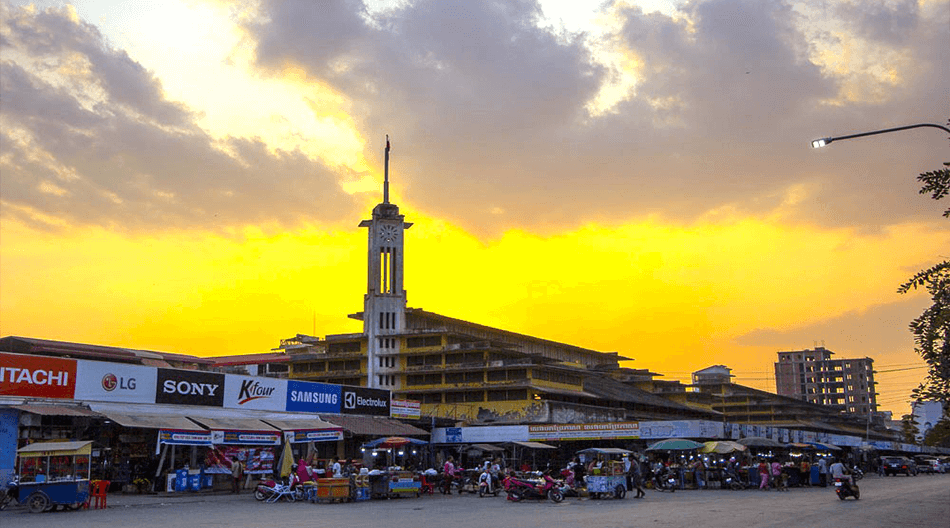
[223,375,287,412]
[74,360,157,403]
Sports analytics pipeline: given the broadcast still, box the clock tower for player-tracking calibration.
[359,137,411,389]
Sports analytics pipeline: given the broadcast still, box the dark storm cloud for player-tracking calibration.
[0,4,359,231]
[245,0,949,236]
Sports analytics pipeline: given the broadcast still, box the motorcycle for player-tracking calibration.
[504,472,564,503]
[850,466,864,482]
[652,468,678,492]
[557,469,582,498]
[478,469,500,497]
[834,477,859,500]
[255,472,302,502]
[722,470,746,491]
[0,477,19,511]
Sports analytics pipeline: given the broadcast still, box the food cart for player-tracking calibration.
[16,440,93,513]
[577,448,630,499]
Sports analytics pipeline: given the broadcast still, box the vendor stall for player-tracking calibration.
[577,448,631,499]
[16,440,92,513]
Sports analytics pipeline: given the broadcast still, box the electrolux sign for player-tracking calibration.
[286,380,341,414]
[341,386,390,416]
[155,368,225,407]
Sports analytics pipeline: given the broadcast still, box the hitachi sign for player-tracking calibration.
[0,367,69,386]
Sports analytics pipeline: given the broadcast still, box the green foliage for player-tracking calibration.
[922,409,950,448]
[898,161,950,405]
[900,414,920,444]
[916,162,950,217]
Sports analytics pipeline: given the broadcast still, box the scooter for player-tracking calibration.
[557,469,582,498]
[504,472,564,503]
[652,468,678,492]
[850,466,864,482]
[834,477,859,500]
[0,477,19,511]
[722,470,746,491]
[477,469,500,497]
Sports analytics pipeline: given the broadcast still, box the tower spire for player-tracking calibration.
[384,135,390,204]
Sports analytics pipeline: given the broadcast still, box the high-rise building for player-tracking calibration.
[774,346,877,415]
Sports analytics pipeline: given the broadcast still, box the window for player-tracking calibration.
[407,373,441,386]
[328,341,361,353]
[407,336,442,348]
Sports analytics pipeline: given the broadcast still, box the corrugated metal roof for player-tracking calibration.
[186,416,279,432]
[10,404,101,417]
[319,415,428,436]
[262,418,340,431]
[508,441,556,449]
[99,412,202,430]
[18,440,94,453]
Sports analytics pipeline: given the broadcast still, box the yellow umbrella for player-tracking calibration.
[278,436,294,478]
[700,441,748,454]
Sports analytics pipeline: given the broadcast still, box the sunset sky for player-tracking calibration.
[1,0,947,419]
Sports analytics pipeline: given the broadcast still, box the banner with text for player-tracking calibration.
[0,352,76,399]
[341,386,391,416]
[529,421,640,441]
[223,375,287,412]
[75,360,157,403]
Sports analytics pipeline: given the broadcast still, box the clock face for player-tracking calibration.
[379,225,399,242]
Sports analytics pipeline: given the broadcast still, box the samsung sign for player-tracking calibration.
[286,380,341,414]
[341,386,390,416]
[156,369,225,407]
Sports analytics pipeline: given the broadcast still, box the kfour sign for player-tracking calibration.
[224,375,287,412]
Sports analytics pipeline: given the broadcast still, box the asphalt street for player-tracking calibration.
[2,473,947,528]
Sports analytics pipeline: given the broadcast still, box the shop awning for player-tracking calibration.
[319,415,428,436]
[468,444,506,452]
[100,412,203,430]
[186,416,281,445]
[509,441,557,449]
[18,440,94,457]
[10,404,101,417]
[262,418,344,443]
[186,416,279,432]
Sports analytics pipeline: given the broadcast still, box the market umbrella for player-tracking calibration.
[737,436,786,448]
[278,436,294,478]
[700,441,748,454]
[645,439,704,451]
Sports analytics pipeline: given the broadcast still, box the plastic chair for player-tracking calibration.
[86,479,109,509]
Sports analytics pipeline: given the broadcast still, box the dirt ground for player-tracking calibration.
[2,473,948,528]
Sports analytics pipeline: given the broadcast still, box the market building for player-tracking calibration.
[276,142,715,425]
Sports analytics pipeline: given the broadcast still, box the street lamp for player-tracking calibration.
[811,123,950,149]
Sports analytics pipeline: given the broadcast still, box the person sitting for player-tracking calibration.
[829,458,854,489]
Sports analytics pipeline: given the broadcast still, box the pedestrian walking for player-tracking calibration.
[757,459,770,490]
[817,457,829,487]
[231,457,244,494]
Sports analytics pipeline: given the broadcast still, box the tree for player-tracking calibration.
[899,413,919,444]
[898,162,950,404]
[922,408,950,448]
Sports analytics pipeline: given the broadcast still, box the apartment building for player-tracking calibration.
[774,346,877,415]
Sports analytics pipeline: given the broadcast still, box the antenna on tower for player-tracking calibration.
[384,135,390,204]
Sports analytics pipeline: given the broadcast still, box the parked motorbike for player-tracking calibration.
[255,472,302,502]
[504,472,564,503]
[557,469,582,498]
[0,477,20,511]
[652,468,678,492]
[722,470,746,491]
[834,477,859,500]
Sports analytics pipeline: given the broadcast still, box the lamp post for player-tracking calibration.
[811,123,950,149]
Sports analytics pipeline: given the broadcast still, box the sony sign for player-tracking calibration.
[156,369,225,407]
[341,385,391,416]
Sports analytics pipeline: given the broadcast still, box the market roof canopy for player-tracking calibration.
[468,444,506,452]
[508,441,556,449]
[18,440,93,457]
[262,418,340,431]
[186,416,279,432]
[101,412,203,430]
[11,404,101,417]
[319,415,428,436]
[808,442,841,451]
[701,441,747,454]
[362,436,429,449]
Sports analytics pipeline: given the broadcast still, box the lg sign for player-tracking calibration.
[101,373,136,391]
[156,369,224,407]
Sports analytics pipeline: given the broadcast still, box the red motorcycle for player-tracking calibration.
[504,472,564,503]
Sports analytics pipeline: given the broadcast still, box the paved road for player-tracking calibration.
[2,474,948,527]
